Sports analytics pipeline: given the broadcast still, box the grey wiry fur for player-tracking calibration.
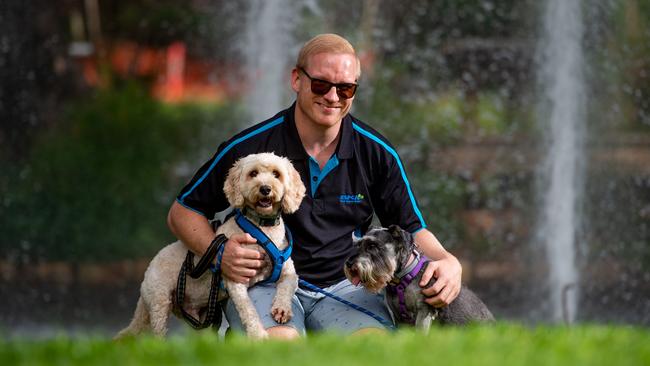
[344,225,494,332]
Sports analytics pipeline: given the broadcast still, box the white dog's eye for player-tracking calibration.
[249,170,258,178]
[273,170,281,179]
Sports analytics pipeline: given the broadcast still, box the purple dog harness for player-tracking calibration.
[386,251,429,324]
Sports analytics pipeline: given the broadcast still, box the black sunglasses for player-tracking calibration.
[298,67,358,99]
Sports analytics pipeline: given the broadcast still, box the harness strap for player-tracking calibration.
[234,208,292,284]
[387,254,428,324]
[392,251,421,283]
[228,209,393,330]
[298,279,395,331]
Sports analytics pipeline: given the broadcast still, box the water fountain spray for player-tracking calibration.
[536,0,587,324]
[244,0,296,123]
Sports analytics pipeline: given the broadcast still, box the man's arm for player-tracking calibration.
[167,201,264,284]
[414,228,462,307]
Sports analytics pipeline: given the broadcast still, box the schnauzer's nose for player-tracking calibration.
[259,185,272,196]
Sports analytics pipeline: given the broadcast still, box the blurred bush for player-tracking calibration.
[1,83,245,262]
[353,66,527,251]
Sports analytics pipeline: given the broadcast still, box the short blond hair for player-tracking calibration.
[296,33,361,78]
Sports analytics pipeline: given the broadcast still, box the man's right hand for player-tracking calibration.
[219,233,266,284]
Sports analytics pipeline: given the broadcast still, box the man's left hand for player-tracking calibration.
[419,256,462,308]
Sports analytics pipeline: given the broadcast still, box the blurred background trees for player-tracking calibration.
[0,0,648,330]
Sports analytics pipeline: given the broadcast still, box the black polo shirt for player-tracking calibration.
[177,103,427,287]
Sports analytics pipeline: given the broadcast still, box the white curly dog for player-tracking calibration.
[116,152,306,339]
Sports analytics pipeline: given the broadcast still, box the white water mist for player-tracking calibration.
[244,0,296,123]
[536,0,586,323]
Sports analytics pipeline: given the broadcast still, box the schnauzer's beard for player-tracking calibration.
[345,254,397,293]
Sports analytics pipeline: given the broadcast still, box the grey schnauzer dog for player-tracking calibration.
[344,225,494,332]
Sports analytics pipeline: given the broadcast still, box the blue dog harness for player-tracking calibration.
[213,209,393,329]
[233,208,293,285]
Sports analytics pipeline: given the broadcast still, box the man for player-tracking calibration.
[167,33,462,339]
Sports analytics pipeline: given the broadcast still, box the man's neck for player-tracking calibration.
[294,111,342,169]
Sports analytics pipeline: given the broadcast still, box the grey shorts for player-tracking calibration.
[223,279,394,335]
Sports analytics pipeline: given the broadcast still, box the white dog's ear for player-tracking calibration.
[223,158,245,208]
[281,158,306,214]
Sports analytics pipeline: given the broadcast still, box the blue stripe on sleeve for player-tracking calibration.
[175,198,209,217]
[179,116,284,203]
[351,122,426,228]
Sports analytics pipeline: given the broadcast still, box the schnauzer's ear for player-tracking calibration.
[281,158,306,214]
[223,158,245,208]
[388,224,413,245]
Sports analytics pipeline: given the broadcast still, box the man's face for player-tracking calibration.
[291,52,359,130]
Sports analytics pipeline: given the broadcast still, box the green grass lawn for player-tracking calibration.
[2,323,649,366]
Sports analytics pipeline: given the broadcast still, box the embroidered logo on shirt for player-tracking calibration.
[339,194,365,204]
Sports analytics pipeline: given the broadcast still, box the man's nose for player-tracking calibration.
[322,86,339,102]
[260,185,271,196]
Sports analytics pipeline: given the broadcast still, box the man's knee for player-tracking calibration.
[267,325,301,340]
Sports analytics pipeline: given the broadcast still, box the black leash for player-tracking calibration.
[175,234,228,330]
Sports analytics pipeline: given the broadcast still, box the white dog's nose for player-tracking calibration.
[260,185,271,196]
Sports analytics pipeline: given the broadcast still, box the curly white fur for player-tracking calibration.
[115,153,305,340]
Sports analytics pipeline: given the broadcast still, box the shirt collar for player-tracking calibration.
[283,103,307,160]
[336,114,354,159]
[283,102,354,160]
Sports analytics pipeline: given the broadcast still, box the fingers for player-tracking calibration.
[223,270,254,285]
[420,262,447,298]
[423,279,461,308]
[237,258,266,269]
[219,234,266,284]
[420,260,462,308]
[227,234,265,259]
[424,284,451,308]
[230,233,260,246]
[419,261,439,291]
[225,261,260,281]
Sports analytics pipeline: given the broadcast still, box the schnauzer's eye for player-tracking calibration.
[272,170,281,179]
[249,170,258,178]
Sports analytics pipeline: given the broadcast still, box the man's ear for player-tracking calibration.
[290,68,301,93]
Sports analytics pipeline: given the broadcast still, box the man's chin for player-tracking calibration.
[317,104,341,115]
[312,113,343,128]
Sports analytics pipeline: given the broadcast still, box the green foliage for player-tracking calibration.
[361,68,514,150]
[108,1,202,46]
[2,324,649,366]
[0,84,245,262]
[409,172,467,248]
[475,93,509,134]
[356,68,519,249]
[596,1,650,130]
